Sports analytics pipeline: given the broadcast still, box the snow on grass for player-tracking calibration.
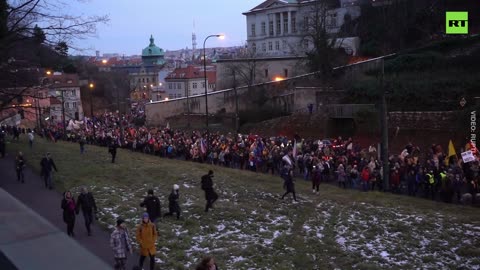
[86,182,480,270]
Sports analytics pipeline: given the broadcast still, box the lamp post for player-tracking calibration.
[203,34,224,141]
[89,83,96,140]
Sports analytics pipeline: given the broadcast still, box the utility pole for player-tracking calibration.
[380,58,389,191]
[233,70,239,133]
[61,90,66,138]
[186,82,190,128]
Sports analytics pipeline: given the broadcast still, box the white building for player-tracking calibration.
[165,65,216,99]
[46,72,84,122]
[243,0,361,57]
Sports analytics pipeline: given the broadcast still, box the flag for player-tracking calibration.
[293,140,297,157]
[446,140,457,165]
[166,122,170,129]
[200,139,206,154]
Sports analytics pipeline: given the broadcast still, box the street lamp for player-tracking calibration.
[46,70,52,75]
[89,83,96,139]
[203,34,224,137]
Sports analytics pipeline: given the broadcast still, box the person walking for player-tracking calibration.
[195,256,220,270]
[136,213,157,270]
[28,131,34,149]
[0,128,6,158]
[312,165,321,194]
[140,189,161,223]
[61,191,76,237]
[281,167,297,201]
[79,136,86,154]
[110,218,133,270]
[76,186,98,236]
[201,170,218,212]
[109,140,118,163]
[164,184,181,220]
[15,151,26,183]
[40,153,58,189]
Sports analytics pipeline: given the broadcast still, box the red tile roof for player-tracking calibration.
[166,65,216,83]
[47,73,80,88]
[49,96,62,105]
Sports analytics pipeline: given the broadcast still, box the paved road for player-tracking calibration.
[0,153,139,269]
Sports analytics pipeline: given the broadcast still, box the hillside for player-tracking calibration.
[6,137,480,270]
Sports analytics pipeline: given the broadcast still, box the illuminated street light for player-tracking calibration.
[102,59,107,64]
[46,70,52,75]
[165,97,169,101]
[203,33,225,136]
[274,76,285,82]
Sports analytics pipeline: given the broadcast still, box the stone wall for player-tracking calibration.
[388,111,460,131]
[145,57,385,126]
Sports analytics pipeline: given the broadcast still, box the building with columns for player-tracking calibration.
[243,0,361,57]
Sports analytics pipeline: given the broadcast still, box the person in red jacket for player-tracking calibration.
[361,167,370,192]
[391,169,401,193]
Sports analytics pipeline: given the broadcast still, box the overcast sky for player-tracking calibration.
[69,0,261,55]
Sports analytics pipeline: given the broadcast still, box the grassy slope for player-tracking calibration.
[6,137,480,270]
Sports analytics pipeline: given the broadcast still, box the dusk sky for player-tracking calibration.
[69,0,261,56]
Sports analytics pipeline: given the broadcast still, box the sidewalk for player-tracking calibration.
[0,154,139,269]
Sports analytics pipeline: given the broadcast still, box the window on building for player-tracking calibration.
[261,22,266,35]
[264,69,268,78]
[173,83,176,89]
[169,83,172,89]
[283,13,288,33]
[252,42,257,53]
[177,83,181,89]
[275,41,280,50]
[269,21,274,36]
[73,102,77,108]
[202,82,205,88]
[284,69,288,77]
[292,14,297,33]
[268,42,272,51]
[138,78,141,82]
[71,90,76,96]
[142,78,145,83]
[262,43,266,52]
[251,23,256,37]
[283,40,287,50]
[193,82,197,89]
[147,78,149,83]
[329,13,337,27]
[303,39,309,49]
[276,18,281,35]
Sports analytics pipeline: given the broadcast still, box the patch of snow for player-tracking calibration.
[217,224,226,232]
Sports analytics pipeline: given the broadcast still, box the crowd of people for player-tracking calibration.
[2,106,479,206]
[1,107,479,269]
[21,107,476,205]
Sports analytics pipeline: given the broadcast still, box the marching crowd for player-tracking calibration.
[18,107,476,205]
[1,108,480,269]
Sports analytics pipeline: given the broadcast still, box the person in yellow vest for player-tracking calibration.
[425,170,436,200]
[439,169,449,202]
[136,212,157,270]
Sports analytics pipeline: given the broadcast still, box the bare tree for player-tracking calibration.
[301,0,347,79]
[0,0,108,113]
[222,47,260,90]
[0,0,108,56]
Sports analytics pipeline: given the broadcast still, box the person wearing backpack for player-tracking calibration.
[136,213,157,270]
[201,170,218,212]
[163,184,181,220]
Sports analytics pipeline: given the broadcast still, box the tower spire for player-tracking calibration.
[192,19,197,60]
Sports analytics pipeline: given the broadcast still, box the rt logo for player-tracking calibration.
[446,12,468,34]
